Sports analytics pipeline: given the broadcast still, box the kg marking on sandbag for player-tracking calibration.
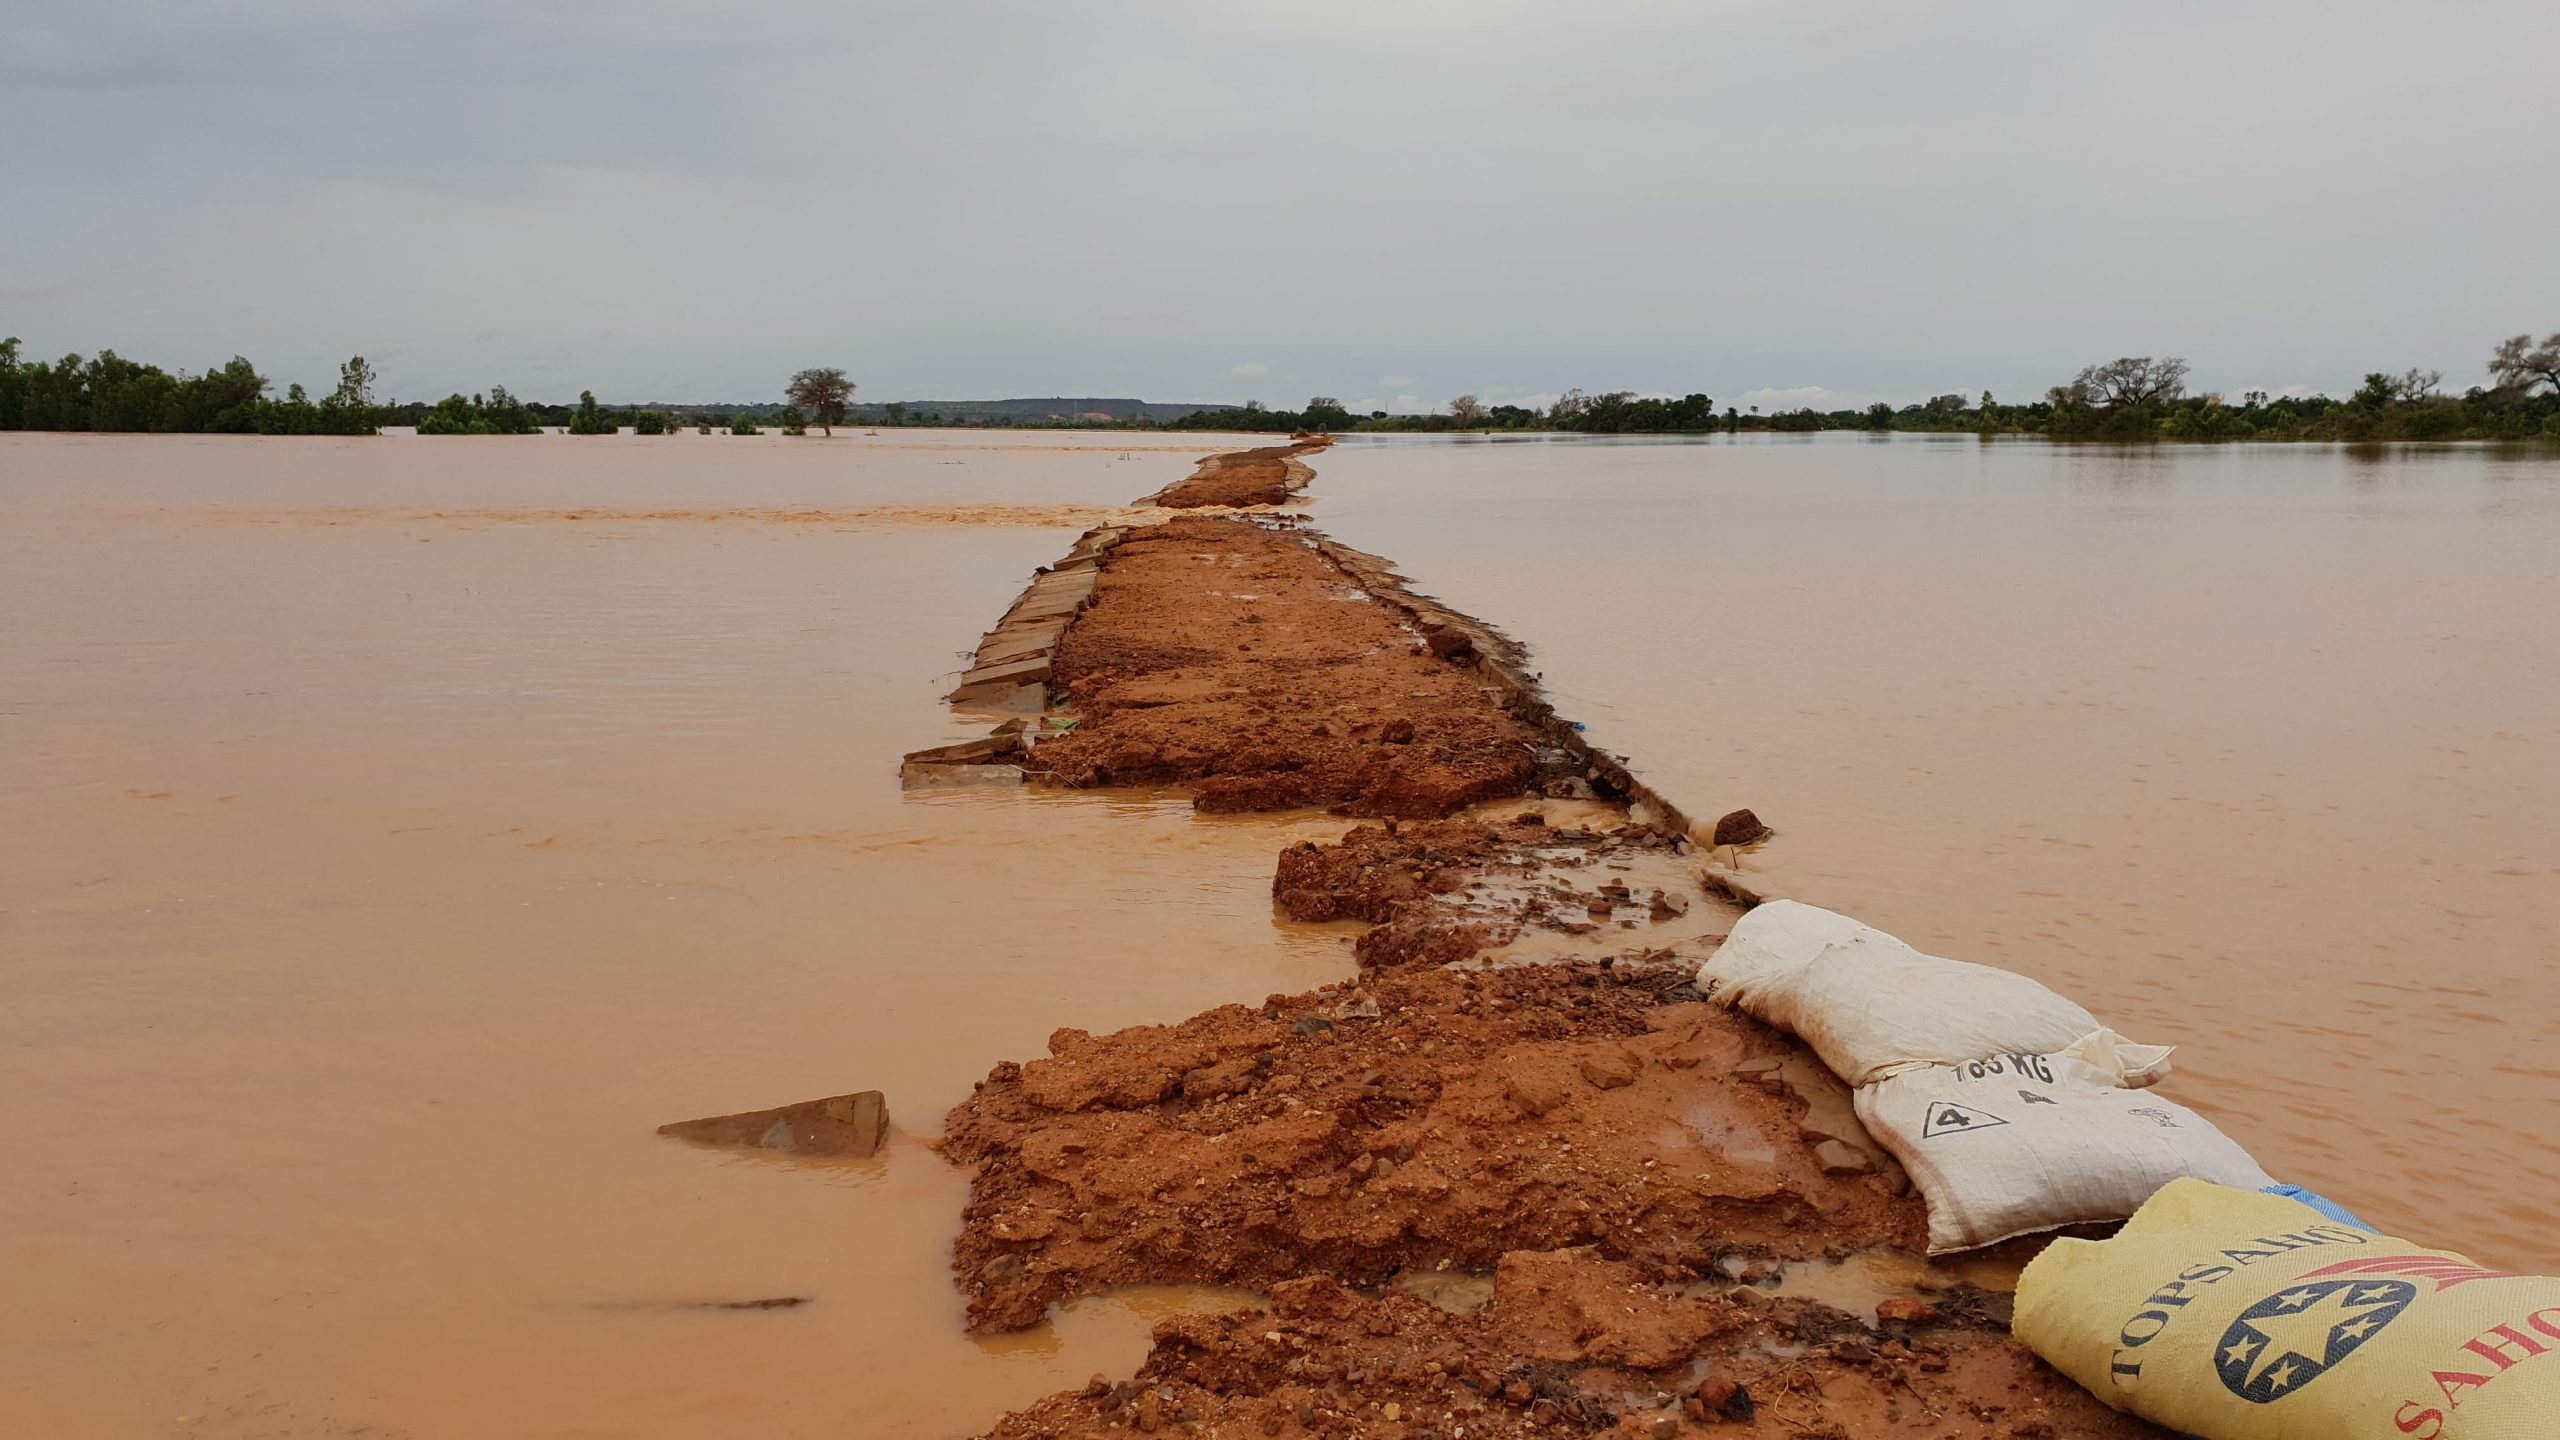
[2017,1179,2560,1439]
[1859,1049,2272,1253]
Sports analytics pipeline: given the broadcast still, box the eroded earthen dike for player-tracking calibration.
[905,449,2169,1438]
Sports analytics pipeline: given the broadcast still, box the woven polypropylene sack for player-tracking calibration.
[2016,1179,2560,1439]
[1856,1052,2271,1253]
[1698,901,2159,1086]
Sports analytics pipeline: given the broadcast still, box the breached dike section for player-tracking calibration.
[899,446,2171,1437]
[1140,435,1332,509]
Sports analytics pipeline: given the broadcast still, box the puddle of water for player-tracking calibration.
[1391,1266,1498,1315]
[1727,1249,2021,1325]
[973,1287,1270,1360]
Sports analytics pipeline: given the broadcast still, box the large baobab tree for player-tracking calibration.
[785,367,856,435]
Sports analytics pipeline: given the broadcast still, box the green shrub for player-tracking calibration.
[567,390,616,435]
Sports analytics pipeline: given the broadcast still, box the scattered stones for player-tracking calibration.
[1876,1296,1938,1326]
[657,1089,889,1158]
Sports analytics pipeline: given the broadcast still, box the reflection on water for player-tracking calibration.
[1319,432,2560,1266]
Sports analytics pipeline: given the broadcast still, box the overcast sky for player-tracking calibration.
[5,1,2555,412]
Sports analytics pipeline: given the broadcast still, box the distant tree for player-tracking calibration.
[331,356,376,409]
[728,411,761,436]
[1301,395,1353,431]
[0,337,21,429]
[1448,394,1486,427]
[2391,368,2443,404]
[568,390,615,435]
[1864,402,1895,430]
[785,367,855,435]
[2072,356,2189,408]
[2489,333,2560,396]
[778,404,808,436]
[633,409,671,435]
[315,355,380,434]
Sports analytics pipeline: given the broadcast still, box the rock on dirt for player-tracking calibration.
[1711,808,1773,847]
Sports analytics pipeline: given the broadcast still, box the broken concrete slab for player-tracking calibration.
[658,1090,889,1158]
[950,683,1047,717]
[1698,864,1785,907]
[950,655,1054,703]
[899,733,1028,768]
[900,762,1026,789]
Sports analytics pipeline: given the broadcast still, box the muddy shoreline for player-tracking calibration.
[897,448,2167,1436]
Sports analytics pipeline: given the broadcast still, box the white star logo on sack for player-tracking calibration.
[2213,1278,2416,1403]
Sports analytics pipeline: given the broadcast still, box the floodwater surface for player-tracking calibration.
[0,431,1341,1439]
[1317,432,2560,1265]
[8,428,2557,1439]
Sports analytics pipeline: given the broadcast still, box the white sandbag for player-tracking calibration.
[1856,1049,2271,1252]
[2017,1179,2560,1439]
[1697,901,2166,1086]
[1690,900,1870,1021]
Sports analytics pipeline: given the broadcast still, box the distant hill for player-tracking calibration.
[851,397,1221,424]
[625,396,1231,426]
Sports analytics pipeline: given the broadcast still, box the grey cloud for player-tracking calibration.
[2,0,2553,407]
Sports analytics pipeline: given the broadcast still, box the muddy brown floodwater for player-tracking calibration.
[7,428,2555,1438]
[0,431,1343,1439]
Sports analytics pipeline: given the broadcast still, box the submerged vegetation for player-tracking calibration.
[4,335,2554,443]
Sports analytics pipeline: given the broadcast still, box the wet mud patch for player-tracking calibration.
[1273,811,1730,971]
[976,1249,2166,1438]
[942,963,1919,1335]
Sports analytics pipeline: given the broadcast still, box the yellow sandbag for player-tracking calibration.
[2016,1179,2560,1439]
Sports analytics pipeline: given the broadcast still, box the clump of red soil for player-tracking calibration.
[942,963,1919,1335]
[1144,438,1332,508]
[1027,516,1551,817]
[978,1249,2166,1439]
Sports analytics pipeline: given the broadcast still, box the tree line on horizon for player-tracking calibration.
[1174,334,2560,443]
[4,334,2555,443]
